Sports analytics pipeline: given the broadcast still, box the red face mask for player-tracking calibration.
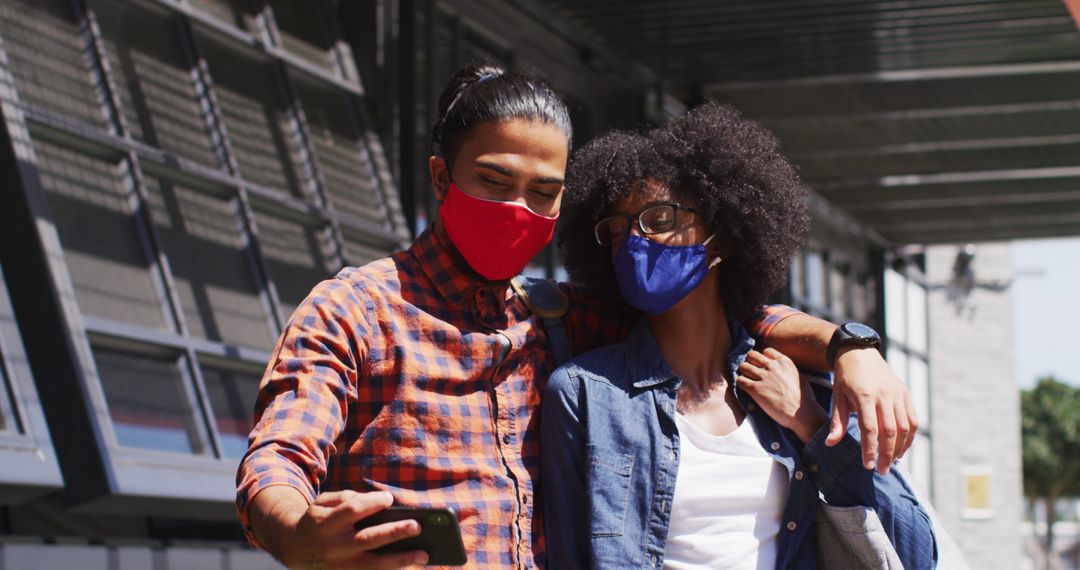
[438,182,559,281]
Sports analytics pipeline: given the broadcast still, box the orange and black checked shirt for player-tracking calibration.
[236,227,798,569]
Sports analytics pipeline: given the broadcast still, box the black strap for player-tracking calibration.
[510,276,571,367]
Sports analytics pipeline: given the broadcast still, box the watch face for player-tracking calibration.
[843,322,879,340]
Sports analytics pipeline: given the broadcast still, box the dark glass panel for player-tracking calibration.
[199,38,307,197]
[266,0,334,71]
[35,139,167,329]
[200,364,260,458]
[93,0,220,168]
[0,0,108,129]
[145,178,275,349]
[252,211,337,319]
[294,82,387,229]
[94,348,199,454]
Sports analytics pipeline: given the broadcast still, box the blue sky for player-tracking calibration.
[1012,237,1080,388]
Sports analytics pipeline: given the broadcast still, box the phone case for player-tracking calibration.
[355,506,468,566]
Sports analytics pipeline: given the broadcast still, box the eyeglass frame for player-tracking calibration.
[593,202,700,246]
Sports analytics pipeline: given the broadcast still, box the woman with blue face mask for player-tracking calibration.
[540,103,938,569]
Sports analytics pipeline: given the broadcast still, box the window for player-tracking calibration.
[199,360,261,459]
[884,268,907,345]
[34,139,170,330]
[144,177,276,350]
[189,0,256,32]
[253,209,338,318]
[0,262,64,496]
[94,347,203,454]
[0,0,403,511]
[884,260,932,495]
[0,0,107,129]
[805,250,826,311]
[789,252,805,302]
[93,0,221,168]
[267,0,335,72]
[294,80,388,230]
[199,38,308,199]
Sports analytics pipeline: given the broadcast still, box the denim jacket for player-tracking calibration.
[540,319,936,569]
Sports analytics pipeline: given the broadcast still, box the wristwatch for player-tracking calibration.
[826,322,882,369]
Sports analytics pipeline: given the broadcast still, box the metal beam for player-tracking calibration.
[707,59,1080,91]
[757,99,1080,129]
[813,165,1080,191]
[790,133,1080,160]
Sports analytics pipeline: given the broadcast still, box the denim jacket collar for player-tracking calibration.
[622,315,757,390]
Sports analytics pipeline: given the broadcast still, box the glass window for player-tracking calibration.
[829,261,849,317]
[0,0,108,129]
[342,235,385,270]
[908,356,930,431]
[909,432,932,496]
[267,0,334,71]
[93,347,202,454]
[907,281,928,355]
[189,0,255,31]
[253,211,338,318]
[199,39,307,198]
[92,0,221,168]
[805,251,825,309]
[788,252,805,303]
[884,268,907,346]
[886,347,908,384]
[144,178,276,350]
[34,139,168,329]
[294,81,388,229]
[0,351,15,433]
[850,276,869,324]
[200,363,260,458]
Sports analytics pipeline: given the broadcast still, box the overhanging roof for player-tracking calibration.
[543,0,1080,244]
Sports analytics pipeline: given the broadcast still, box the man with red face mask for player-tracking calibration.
[236,64,917,570]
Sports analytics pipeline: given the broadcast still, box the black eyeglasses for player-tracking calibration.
[594,202,698,247]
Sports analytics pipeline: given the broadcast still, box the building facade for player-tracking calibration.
[0,0,1025,568]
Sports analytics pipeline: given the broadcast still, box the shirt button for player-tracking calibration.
[810,463,820,473]
[747,403,757,412]
[787,521,797,531]
[503,434,511,444]
[794,470,804,480]
[770,442,781,451]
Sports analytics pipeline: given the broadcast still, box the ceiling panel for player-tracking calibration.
[543,0,1080,243]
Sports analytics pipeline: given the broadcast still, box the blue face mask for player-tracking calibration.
[613,233,720,315]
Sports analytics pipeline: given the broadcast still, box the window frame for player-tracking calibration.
[0,262,64,503]
[0,0,406,515]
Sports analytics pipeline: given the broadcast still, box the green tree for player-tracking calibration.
[1021,376,1080,554]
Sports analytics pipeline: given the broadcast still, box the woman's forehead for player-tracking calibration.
[613,179,677,211]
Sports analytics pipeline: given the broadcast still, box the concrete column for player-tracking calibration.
[925,243,1023,570]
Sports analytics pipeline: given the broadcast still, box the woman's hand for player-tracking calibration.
[737,348,828,444]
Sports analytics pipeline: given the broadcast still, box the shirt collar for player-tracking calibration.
[411,224,480,305]
[622,315,757,389]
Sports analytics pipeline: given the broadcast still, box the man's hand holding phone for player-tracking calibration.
[266,488,428,569]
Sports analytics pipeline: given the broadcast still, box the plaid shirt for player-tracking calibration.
[236,227,798,569]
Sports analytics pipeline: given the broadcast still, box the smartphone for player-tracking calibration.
[354,506,467,566]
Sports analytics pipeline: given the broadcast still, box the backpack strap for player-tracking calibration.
[510,276,571,367]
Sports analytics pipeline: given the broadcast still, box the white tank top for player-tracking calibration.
[663,414,789,569]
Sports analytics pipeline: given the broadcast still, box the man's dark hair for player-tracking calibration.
[559,102,809,319]
[432,63,573,166]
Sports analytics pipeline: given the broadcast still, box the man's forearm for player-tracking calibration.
[249,486,311,565]
[762,311,834,371]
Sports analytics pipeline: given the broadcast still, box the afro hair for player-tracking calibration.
[558,102,809,319]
